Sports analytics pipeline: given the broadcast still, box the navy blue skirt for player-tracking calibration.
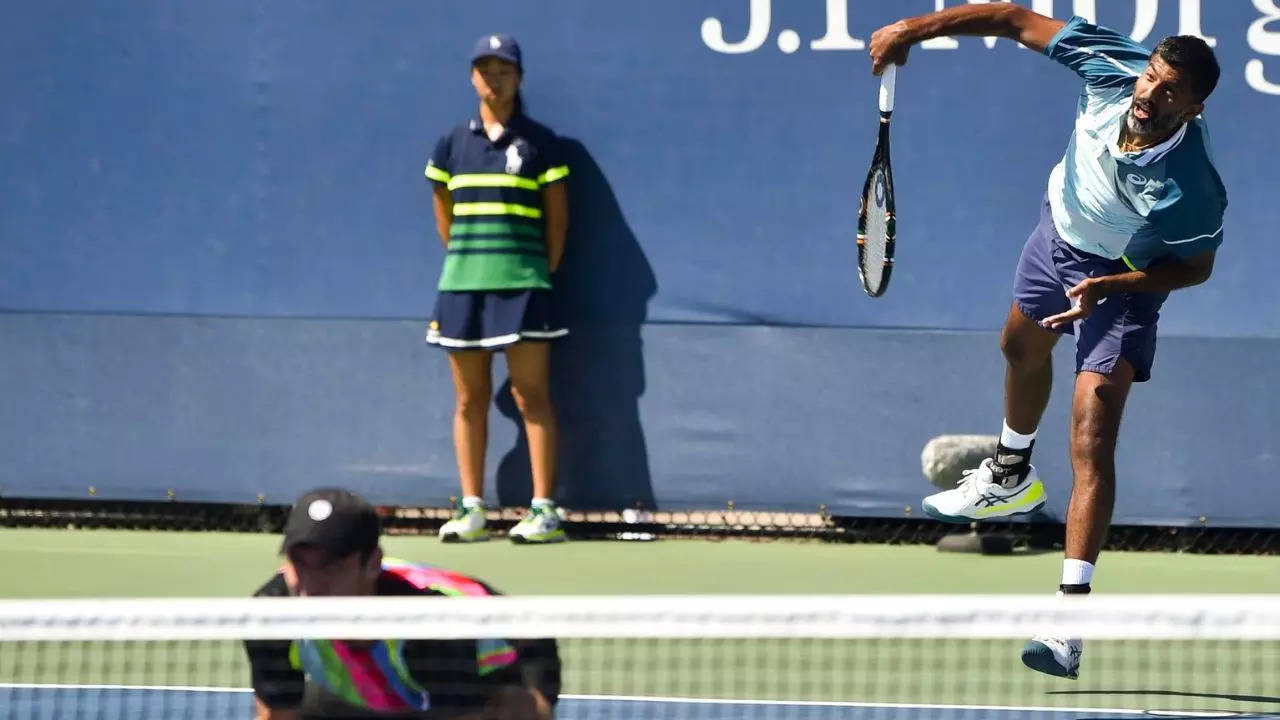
[426,289,568,351]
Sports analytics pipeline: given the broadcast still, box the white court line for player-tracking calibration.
[0,684,1161,715]
[0,683,249,693]
[2,685,1271,717]
[0,546,232,557]
[562,693,1156,715]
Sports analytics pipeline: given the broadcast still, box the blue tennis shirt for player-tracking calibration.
[1044,16,1227,270]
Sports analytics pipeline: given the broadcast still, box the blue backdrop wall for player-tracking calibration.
[3,0,1278,526]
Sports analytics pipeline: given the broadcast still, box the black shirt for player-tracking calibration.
[244,572,559,719]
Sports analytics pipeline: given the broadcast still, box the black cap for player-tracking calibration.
[280,488,380,559]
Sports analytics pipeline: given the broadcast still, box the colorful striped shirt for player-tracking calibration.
[247,560,520,714]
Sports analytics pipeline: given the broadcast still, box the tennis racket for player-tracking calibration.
[857,64,897,298]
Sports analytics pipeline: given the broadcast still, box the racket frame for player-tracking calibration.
[857,66,898,298]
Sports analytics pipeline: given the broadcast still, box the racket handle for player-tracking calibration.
[879,64,897,113]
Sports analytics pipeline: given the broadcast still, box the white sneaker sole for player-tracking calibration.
[1021,639,1080,679]
[439,529,490,544]
[509,529,567,545]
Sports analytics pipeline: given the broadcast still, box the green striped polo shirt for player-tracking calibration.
[425,113,569,291]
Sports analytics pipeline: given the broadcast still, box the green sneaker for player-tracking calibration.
[508,505,567,544]
[438,503,489,543]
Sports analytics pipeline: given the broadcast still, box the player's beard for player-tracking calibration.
[1125,100,1178,138]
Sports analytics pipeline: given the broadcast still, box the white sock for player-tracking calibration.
[1000,420,1037,450]
[462,495,483,509]
[1061,559,1094,586]
[531,497,554,508]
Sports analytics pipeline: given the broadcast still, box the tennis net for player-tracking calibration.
[2,594,1278,719]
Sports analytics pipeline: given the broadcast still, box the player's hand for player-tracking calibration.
[1040,277,1108,330]
[870,21,913,74]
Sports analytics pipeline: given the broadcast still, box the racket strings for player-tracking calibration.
[860,167,891,293]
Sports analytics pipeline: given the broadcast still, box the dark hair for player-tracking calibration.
[1153,35,1220,102]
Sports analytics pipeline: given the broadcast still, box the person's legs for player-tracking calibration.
[1060,265,1163,585]
[996,199,1075,484]
[504,340,565,544]
[1065,361,1134,568]
[449,350,494,499]
[1003,305,1060,433]
[921,202,1064,522]
[504,341,557,502]
[1021,360,1134,680]
[440,350,493,542]
[1023,256,1163,680]
[998,302,1061,479]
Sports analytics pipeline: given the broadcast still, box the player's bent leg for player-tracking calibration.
[1002,302,1060,434]
[921,304,1053,523]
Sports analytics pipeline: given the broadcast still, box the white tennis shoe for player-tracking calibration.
[921,458,1046,523]
[438,503,489,543]
[1022,635,1083,679]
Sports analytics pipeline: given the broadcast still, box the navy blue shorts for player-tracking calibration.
[1013,199,1167,383]
[426,289,567,351]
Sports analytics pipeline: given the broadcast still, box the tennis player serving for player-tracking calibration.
[870,5,1225,679]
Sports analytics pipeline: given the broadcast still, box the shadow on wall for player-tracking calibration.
[495,137,658,511]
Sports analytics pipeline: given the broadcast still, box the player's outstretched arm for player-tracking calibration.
[870,5,1065,74]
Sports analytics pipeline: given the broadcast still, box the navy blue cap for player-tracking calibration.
[471,34,522,70]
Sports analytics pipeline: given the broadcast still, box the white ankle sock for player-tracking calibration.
[1061,559,1094,586]
[1000,420,1037,450]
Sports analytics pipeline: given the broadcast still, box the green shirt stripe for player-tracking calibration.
[450,222,542,238]
[448,239,545,252]
[453,202,542,219]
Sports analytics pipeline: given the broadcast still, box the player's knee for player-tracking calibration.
[1070,430,1106,461]
[1000,328,1050,371]
[1069,418,1117,471]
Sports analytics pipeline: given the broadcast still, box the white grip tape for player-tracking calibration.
[879,64,897,113]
